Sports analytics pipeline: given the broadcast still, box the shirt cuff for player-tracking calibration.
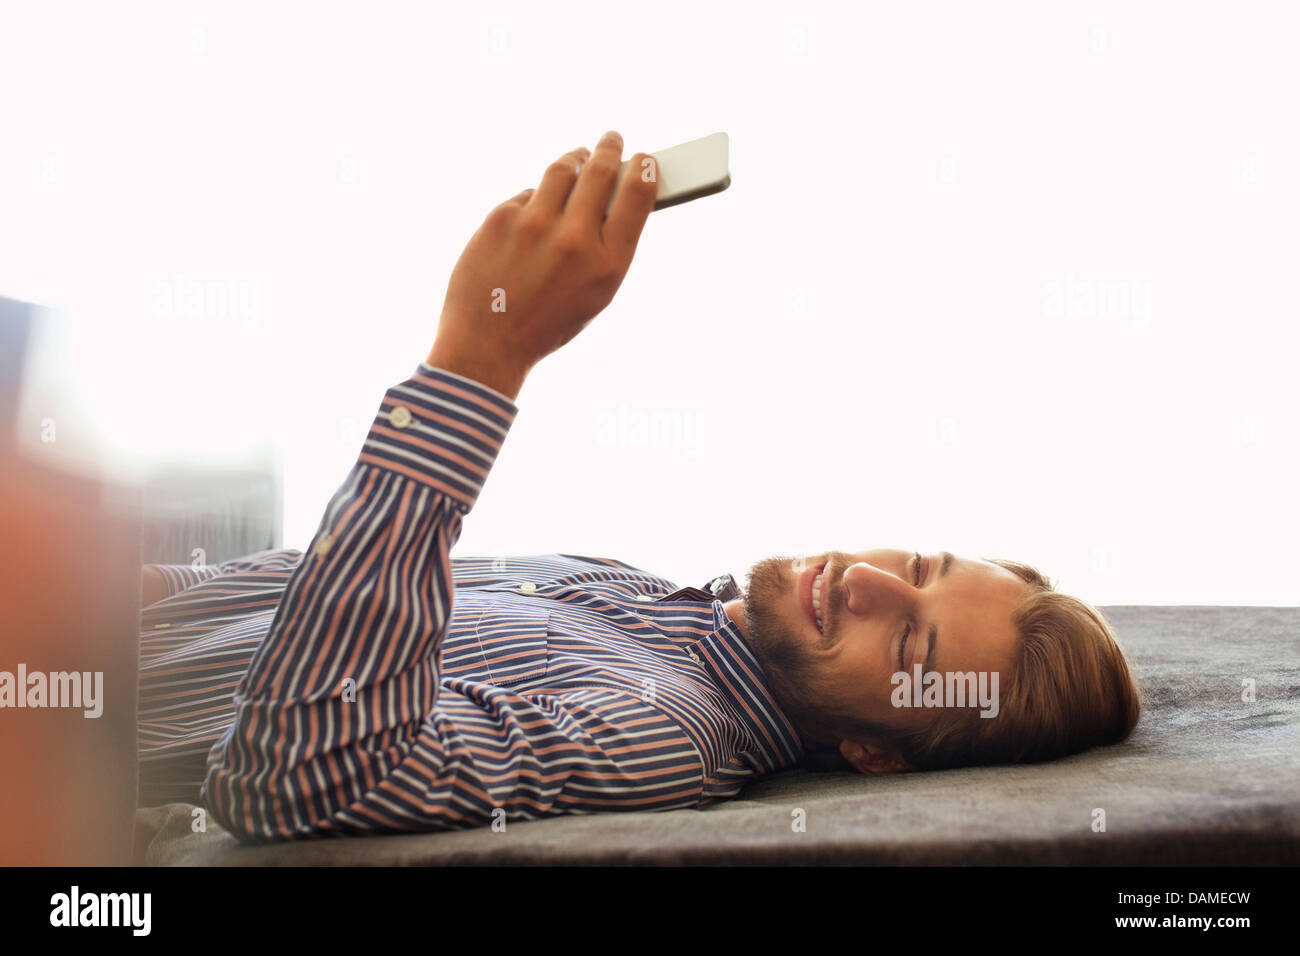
[358,362,520,511]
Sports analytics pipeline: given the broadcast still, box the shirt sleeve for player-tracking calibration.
[141,550,305,606]
[140,562,225,604]
[202,363,702,842]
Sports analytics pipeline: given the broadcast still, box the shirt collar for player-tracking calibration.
[692,595,806,774]
[659,572,742,604]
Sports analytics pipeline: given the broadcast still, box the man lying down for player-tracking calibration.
[137,131,1141,843]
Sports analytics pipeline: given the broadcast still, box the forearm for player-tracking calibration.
[203,363,519,841]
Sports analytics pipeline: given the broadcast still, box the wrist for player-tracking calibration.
[424,338,528,402]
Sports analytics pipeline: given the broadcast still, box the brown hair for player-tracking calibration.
[804,559,1142,771]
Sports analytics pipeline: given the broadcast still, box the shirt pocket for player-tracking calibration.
[463,597,552,687]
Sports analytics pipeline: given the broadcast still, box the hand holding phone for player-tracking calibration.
[429,131,657,398]
[427,131,731,399]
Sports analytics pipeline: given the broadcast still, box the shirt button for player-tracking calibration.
[388,406,413,429]
[518,582,537,594]
[635,594,654,602]
[687,648,702,665]
[314,534,333,557]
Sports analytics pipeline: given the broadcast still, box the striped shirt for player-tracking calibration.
[137,363,804,842]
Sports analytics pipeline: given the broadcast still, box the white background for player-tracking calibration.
[2,1,1296,605]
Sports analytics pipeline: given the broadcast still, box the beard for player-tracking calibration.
[740,554,834,736]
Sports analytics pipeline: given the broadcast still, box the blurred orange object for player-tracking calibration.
[0,451,142,865]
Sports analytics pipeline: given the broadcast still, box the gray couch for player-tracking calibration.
[133,604,1300,865]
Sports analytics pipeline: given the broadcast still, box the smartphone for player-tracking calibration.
[605,131,731,216]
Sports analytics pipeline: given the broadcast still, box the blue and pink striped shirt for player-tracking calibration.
[137,363,804,841]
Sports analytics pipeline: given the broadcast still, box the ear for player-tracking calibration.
[838,736,912,775]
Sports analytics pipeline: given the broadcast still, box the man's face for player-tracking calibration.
[734,549,1029,753]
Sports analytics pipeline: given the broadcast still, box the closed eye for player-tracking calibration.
[897,552,923,672]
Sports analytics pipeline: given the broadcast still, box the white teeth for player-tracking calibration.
[811,571,824,632]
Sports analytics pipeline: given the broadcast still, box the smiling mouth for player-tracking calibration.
[812,568,826,633]
[801,560,828,635]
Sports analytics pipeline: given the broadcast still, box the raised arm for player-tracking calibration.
[203,132,677,841]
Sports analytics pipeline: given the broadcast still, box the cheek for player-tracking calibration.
[822,641,886,702]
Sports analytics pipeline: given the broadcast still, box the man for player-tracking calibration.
[137,131,1140,842]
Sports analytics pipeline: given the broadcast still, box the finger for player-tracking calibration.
[565,130,625,226]
[502,187,534,207]
[530,147,591,218]
[603,152,658,260]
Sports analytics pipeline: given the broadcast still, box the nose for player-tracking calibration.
[841,561,911,618]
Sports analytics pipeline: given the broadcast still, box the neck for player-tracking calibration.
[722,598,748,640]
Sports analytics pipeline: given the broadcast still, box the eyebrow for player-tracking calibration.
[939,551,954,579]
